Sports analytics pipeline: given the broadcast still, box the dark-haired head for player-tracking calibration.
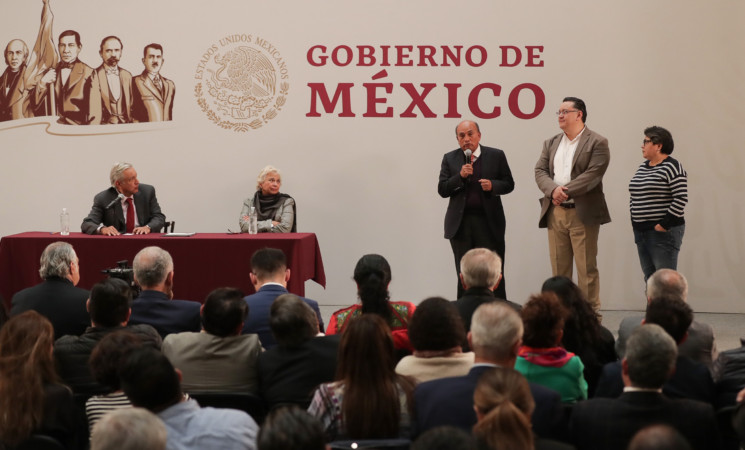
[257,406,326,450]
[521,292,567,348]
[409,297,466,351]
[563,96,587,123]
[541,276,601,353]
[250,248,287,281]
[354,254,392,320]
[270,294,318,347]
[119,347,181,413]
[644,126,675,155]
[89,330,143,391]
[89,278,132,328]
[201,287,247,337]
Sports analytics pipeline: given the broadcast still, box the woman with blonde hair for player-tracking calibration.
[239,165,296,233]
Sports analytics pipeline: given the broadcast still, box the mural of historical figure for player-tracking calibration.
[87,36,133,124]
[132,43,175,122]
[0,39,33,122]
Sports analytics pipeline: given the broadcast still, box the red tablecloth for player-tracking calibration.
[0,232,325,308]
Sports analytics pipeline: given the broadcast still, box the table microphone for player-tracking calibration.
[105,193,125,209]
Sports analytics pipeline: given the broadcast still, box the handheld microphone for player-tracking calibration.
[464,149,472,179]
[105,193,125,209]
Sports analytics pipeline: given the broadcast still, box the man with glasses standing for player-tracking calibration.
[534,97,610,312]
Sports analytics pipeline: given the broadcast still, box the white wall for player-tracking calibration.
[2,0,743,313]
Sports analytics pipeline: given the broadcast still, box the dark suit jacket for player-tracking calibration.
[455,287,521,333]
[569,391,720,450]
[0,65,32,121]
[534,127,611,228]
[128,290,202,338]
[438,146,514,240]
[132,71,175,122]
[10,277,90,340]
[34,60,94,124]
[257,334,340,409]
[80,184,165,234]
[595,356,715,405]
[241,284,324,349]
[87,65,133,124]
[414,365,563,439]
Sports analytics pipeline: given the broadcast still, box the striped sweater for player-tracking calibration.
[629,156,687,230]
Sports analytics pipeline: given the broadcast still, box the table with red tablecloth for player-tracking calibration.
[0,232,325,308]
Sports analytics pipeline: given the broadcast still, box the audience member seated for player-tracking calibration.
[128,246,202,338]
[10,242,89,340]
[473,368,574,450]
[242,248,324,349]
[515,293,587,403]
[120,347,259,450]
[541,276,616,397]
[54,278,161,394]
[569,324,719,450]
[734,387,745,448]
[308,314,416,441]
[411,426,477,450]
[0,311,81,449]
[86,330,143,430]
[258,294,339,409]
[713,337,745,408]
[595,295,715,405]
[90,407,167,450]
[395,297,474,383]
[414,302,563,440]
[616,269,717,368]
[327,254,415,351]
[455,248,521,334]
[627,425,693,450]
[162,287,263,393]
[257,406,326,450]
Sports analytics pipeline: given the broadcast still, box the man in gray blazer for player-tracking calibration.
[534,97,610,311]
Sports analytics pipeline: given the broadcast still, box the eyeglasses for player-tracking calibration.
[642,139,653,145]
[556,109,579,116]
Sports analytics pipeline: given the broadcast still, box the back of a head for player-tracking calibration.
[250,247,287,281]
[257,406,326,450]
[119,347,181,413]
[39,241,76,279]
[541,276,601,352]
[470,302,523,361]
[91,407,167,450]
[353,254,392,319]
[412,426,477,450]
[644,295,693,344]
[89,278,132,327]
[646,269,688,302]
[473,367,534,450]
[625,324,677,389]
[628,424,692,450]
[408,297,466,351]
[520,292,567,348]
[202,287,247,337]
[269,293,317,347]
[460,248,501,290]
[338,314,395,381]
[133,246,173,289]
[89,330,143,392]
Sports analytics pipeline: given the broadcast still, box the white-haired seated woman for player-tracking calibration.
[239,165,296,233]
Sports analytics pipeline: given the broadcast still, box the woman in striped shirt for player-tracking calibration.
[628,126,687,281]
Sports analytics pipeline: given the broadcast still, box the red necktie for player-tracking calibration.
[126,198,135,233]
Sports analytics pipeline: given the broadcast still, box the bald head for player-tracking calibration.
[646,269,688,302]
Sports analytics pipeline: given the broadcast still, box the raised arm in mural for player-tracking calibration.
[132,43,175,122]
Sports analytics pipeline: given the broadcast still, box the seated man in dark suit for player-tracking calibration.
[258,293,339,409]
[162,287,263,393]
[54,278,161,394]
[242,248,324,349]
[455,248,521,335]
[81,162,165,235]
[713,336,745,408]
[11,241,89,340]
[616,269,717,368]
[596,295,715,405]
[128,246,201,338]
[570,324,719,450]
[414,302,562,439]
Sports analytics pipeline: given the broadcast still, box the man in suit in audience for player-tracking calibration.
[258,294,339,409]
[570,324,719,450]
[596,295,715,405]
[128,246,201,338]
[120,347,258,450]
[616,268,717,368]
[455,248,521,334]
[87,35,133,124]
[81,162,165,235]
[414,302,563,439]
[54,278,161,394]
[132,43,175,122]
[242,248,324,349]
[162,288,262,393]
[11,241,89,340]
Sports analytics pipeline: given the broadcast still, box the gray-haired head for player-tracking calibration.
[625,323,677,389]
[646,269,688,302]
[109,162,134,187]
[470,302,523,361]
[38,242,77,280]
[256,165,281,191]
[133,246,173,289]
[91,407,166,450]
[460,248,502,289]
